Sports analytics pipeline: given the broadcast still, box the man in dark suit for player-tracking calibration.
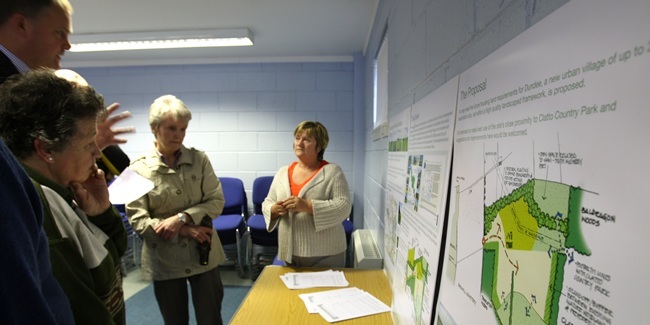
[0,1,132,320]
[0,0,133,171]
[0,1,77,322]
[0,0,72,81]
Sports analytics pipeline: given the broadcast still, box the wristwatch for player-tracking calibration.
[177,212,188,224]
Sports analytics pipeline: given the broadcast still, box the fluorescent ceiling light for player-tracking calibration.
[69,28,253,52]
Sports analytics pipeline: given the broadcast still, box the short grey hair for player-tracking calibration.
[149,94,192,130]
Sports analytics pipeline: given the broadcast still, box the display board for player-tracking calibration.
[384,77,458,324]
[435,0,650,324]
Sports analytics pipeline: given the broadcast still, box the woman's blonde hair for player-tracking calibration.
[149,94,192,130]
[294,121,329,161]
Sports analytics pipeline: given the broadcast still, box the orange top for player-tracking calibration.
[289,160,329,196]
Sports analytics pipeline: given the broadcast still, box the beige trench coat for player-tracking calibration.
[126,145,226,281]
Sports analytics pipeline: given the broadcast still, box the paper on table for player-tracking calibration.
[280,270,349,289]
[299,287,391,322]
[108,167,154,204]
[299,287,365,313]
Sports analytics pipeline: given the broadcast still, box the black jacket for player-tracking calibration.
[0,51,20,85]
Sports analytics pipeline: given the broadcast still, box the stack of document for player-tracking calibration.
[280,269,349,289]
[298,287,391,323]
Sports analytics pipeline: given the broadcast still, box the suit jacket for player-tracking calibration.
[0,51,20,85]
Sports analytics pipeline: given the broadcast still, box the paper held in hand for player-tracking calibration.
[108,167,154,204]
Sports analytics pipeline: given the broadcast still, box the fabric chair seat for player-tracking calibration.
[343,219,353,246]
[272,255,286,266]
[213,214,245,245]
[247,176,278,280]
[246,214,266,230]
[248,176,277,247]
[211,177,248,278]
[247,214,277,246]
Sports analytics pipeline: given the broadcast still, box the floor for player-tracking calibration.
[121,231,254,300]
[123,263,254,300]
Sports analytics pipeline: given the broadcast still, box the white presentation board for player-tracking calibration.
[436,0,650,324]
[384,77,458,324]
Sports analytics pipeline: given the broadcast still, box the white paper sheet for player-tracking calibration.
[279,270,349,289]
[107,167,154,204]
[299,287,365,313]
[299,287,391,323]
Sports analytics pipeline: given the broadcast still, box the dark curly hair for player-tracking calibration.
[0,69,105,159]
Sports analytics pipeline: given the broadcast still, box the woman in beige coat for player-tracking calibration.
[126,95,226,325]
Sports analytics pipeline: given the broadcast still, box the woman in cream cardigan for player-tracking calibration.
[262,121,351,267]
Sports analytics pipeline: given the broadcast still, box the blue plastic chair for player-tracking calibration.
[246,176,277,280]
[213,177,248,277]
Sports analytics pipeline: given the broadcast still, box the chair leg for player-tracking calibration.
[235,228,247,278]
[246,229,253,277]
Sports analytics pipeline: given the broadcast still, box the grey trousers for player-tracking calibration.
[153,266,224,325]
[287,251,346,268]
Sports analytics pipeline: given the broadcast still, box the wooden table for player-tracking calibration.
[229,266,393,324]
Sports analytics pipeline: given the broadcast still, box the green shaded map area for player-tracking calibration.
[481,179,588,325]
[406,248,429,324]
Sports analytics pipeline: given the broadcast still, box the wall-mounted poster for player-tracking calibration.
[385,77,458,324]
[436,0,650,324]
